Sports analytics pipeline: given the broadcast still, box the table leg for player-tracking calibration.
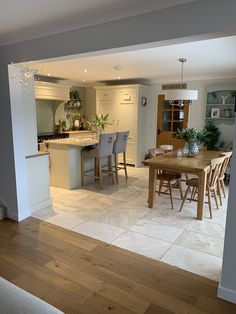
[148,166,156,208]
[197,170,207,220]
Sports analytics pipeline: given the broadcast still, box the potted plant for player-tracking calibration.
[91,114,112,137]
[174,127,205,156]
[202,120,224,150]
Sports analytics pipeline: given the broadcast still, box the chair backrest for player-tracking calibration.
[113,131,129,154]
[148,148,164,157]
[159,145,173,152]
[219,151,232,179]
[207,156,225,190]
[97,133,116,158]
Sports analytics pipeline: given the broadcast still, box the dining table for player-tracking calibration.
[145,150,221,220]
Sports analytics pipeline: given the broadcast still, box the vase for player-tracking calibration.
[183,140,199,157]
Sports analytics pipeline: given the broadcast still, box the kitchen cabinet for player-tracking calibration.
[95,85,149,166]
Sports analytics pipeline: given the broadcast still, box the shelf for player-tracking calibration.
[206,103,235,106]
[206,117,235,120]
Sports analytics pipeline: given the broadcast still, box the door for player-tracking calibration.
[156,94,189,150]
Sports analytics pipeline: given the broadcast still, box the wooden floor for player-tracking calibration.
[0,217,235,314]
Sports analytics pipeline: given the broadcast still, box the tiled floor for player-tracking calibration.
[32,166,227,282]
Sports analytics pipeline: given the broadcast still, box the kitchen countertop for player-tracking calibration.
[45,137,98,147]
[63,130,95,134]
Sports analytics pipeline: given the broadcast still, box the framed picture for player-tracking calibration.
[211,108,220,118]
[141,96,147,106]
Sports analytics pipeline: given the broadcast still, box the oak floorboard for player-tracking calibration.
[0,217,235,314]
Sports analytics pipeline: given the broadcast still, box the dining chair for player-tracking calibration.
[81,132,116,189]
[179,156,225,218]
[157,170,183,210]
[113,131,129,183]
[217,151,232,205]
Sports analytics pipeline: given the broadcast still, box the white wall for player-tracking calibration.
[0,0,236,303]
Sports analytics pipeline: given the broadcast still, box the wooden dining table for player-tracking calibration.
[145,150,221,220]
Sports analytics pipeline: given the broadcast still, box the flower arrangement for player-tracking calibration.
[174,128,206,144]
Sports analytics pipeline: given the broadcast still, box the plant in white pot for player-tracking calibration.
[91,114,112,137]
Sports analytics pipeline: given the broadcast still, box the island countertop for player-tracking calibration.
[45,137,98,147]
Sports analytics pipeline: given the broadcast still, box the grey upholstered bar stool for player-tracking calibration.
[81,133,116,189]
[113,131,129,183]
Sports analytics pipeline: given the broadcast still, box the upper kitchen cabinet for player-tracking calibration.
[35,82,70,101]
[95,85,149,166]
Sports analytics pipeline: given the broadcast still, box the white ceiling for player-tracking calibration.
[30,35,236,85]
[0,0,196,45]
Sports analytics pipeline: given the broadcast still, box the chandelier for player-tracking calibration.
[164,58,198,107]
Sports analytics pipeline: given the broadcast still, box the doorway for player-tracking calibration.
[156,94,189,150]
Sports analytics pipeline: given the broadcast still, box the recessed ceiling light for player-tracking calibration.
[47,73,51,76]
[83,69,88,72]
[82,79,86,82]
[118,76,121,80]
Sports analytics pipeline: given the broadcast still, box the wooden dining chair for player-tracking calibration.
[179,156,225,218]
[157,170,183,210]
[217,151,232,205]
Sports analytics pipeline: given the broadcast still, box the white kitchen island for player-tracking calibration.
[45,138,98,189]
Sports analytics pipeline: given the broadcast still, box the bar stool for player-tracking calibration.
[113,131,129,183]
[81,133,116,189]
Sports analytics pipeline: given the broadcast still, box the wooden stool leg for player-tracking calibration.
[109,156,114,185]
[168,181,174,210]
[217,181,222,206]
[179,179,183,200]
[213,188,219,209]
[158,179,163,195]
[220,179,226,198]
[123,152,128,180]
[114,153,119,183]
[207,190,213,219]
[98,158,103,189]
[179,186,190,212]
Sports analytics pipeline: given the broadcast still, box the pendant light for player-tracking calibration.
[164,58,198,107]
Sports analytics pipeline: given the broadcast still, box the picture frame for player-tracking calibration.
[141,96,147,106]
[211,108,220,118]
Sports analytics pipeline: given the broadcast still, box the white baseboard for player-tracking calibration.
[218,285,236,304]
[30,198,52,214]
[0,206,6,220]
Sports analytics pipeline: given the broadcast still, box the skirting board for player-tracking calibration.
[218,285,236,304]
[30,198,52,214]
[0,206,6,220]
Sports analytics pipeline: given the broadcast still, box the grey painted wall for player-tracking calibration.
[0,0,236,302]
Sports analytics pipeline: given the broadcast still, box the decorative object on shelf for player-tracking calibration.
[71,113,81,130]
[56,119,66,134]
[64,90,82,110]
[164,58,198,107]
[221,95,230,105]
[224,108,232,118]
[91,114,112,138]
[174,128,205,157]
[202,120,224,151]
[211,108,220,118]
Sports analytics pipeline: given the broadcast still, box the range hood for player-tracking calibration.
[35,81,70,101]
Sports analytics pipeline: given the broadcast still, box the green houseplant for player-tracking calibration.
[174,128,206,156]
[91,114,111,134]
[202,120,224,150]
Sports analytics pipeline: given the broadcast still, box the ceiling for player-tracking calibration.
[0,0,196,46]
[29,35,236,86]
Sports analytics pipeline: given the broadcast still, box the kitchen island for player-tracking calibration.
[45,137,98,189]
